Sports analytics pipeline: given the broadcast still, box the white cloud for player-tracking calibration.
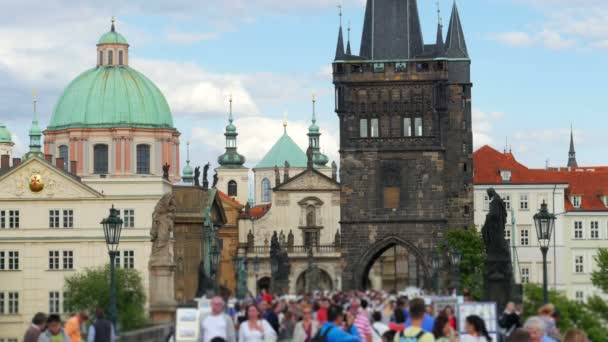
[538,29,575,50]
[488,29,574,50]
[488,32,535,47]
[472,109,504,149]
[165,29,219,45]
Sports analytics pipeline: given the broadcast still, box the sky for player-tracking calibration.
[1,0,608,171]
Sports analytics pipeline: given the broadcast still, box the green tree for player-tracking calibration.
[64,265,147,332]
[591,248,608,294]
[523,284,608,341]
[445,229,485,300]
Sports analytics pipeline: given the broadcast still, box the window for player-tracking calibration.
[118,50,124,65]
[59,145,69,169]
[590,221,599,239]
[370,118,379,137]
[574,221,583,239]
[575,255,584,273]
[63,292,69,313]
[228,180,238,197]
[123,209,135,228]
[383,162,400,209]
[8,292,18,314]
[0,251,3,270]
[373,63,385,73]
[395,62,407,72]
[123,250,134,269]
[520,194,529,210]
[136,144,150,174]
[403,118,412,137]
[503,195,511,210]
[2,210,20,229]
[63,210,73,228]
[575,291,584,303]
[49,210,60,228]
[414,117,423,136]
[505,229,511,247]
[520,228,529,246]
[49,251,60,270]
[0,293,3,314]
[306,206,316,227]
[483,195,490,211]
[8,251,18,270]
[500,171,512,183]
[93,144,109,174]
[108,50,113,65]
[261,178,271,202]
[304,231,320,247]
[572,196,582,208]
[521,267,530,284]
[114,252,121,268]
[63,251,73,270]
[99,51,103,65]
[359,119,368,138]
[49,292,60,314]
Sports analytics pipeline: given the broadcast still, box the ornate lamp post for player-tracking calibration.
[533,201,556,304]
[100,206,123,332]
[210,244,221,292]
[448,247,462,294]
[253,255,260,294]
[431,251,443,293]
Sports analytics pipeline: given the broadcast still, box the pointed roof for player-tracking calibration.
[335,26,345,60]
[254,128,307,169]
[359,0,424,60]
[435,22,445,55]
[568,127,578,168]
[445,2,469,59]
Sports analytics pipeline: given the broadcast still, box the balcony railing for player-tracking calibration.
[239,244,339,255]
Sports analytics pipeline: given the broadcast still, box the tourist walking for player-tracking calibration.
[370,312,388,342]
[278,311,295,341]
[350,298,372,342]
[525,317,557,342]
[199,296,236,342]
[261,300,280,333]
[432,314,457,342]
[293,305,319,342]
[24,312,47,342]
[316,305,360,342]
[238,304,277,342]
[65,312,89,342]
[38,314,71,342]
[393,298,434,342]
[461,315,491,342]
[87,308,115,342]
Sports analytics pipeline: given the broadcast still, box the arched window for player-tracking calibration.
[261,178,271,202]
[58,145,69,169]
[93,144,109,174]
[306,205,316,227]
[118,50,124,65]
[136,144,150,174]
[108,50,113,65]
[228,180,237,196]
[99,51,103,65]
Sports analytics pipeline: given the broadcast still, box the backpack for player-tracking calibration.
[311,326,333,342]
[398,330,426,342]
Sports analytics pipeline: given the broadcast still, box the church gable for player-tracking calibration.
[275,169,339,192]
[0,157,103,199]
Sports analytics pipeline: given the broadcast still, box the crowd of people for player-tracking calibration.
[195,289,590,342]
[22,309,115,342]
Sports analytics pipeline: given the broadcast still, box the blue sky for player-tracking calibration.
[1,0,607,170]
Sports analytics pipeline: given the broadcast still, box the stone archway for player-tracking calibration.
[353,235,431,290]
[295,268,334,294]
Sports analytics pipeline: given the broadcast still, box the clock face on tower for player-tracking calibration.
[29,174,44,192]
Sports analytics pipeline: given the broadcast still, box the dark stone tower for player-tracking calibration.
[567,126,578,168]
[333,0,474,290]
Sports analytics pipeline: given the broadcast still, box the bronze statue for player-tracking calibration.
[202,163,210,189]
[162,163,170,180]
[482,188,510,258]
[270,231,290,294]
[305,247,321,294]
[150,193,176,263]
[331,161,338,181]
[274,165,281,185]
[306,147,314,169]
[212,171,218,188]
[194,166,201,186]
[283,161,290,181]
[196,261,213,298]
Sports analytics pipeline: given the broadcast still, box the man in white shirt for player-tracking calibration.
[200,296,236,342]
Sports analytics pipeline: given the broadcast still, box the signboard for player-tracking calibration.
[431,296,460,316]
[457,302,498,342]
[175,308,200,342]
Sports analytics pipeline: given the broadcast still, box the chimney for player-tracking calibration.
[1,155,9,170]
[55,158,65,170]
[45,154,53,163]
[12,158,21,167]
[70,161,78,175]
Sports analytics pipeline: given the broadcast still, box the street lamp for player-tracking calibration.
[100,205,123,332]
[533,201,556,304]
[431,251,443,293]
[253,255,260,294]
[448,247,462,294]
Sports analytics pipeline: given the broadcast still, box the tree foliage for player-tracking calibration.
[64,265,147,332]
[523,284,608,341]
[445,228,485,300]
[591,248,608,294]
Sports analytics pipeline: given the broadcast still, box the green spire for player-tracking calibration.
[307,93,328,167]
[24,90,44,160]
[217,95,245,168]
[182,141,194,183]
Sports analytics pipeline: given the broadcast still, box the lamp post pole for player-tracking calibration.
[533,201,556,305]
[101,206,123,333]
[109,251,117,328]
[448,248,462,295]
[541,246,549,304]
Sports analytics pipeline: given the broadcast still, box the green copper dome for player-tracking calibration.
[226,122,237,133]
[48,66,174,130]
[255,131,307,169]
[98,31,128,45]
[0,124,12,143]
[182,162,193,177]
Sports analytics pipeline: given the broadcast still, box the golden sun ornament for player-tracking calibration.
[29,174,44,192]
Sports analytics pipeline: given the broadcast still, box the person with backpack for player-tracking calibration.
[370,312,388,342]
[393,298,434,342]
[86,308,115,342]
[315,305,360,342]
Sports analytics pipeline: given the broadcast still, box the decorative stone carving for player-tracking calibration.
[150,193,177,265]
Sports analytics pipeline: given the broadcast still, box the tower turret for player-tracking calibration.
[567,126,578,168]
[182,141,194,184]
[308,93,328,167]
[217,95,246,168]
[24,91,43,160]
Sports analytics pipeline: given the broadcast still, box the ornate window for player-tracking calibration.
[228,180,237,197]
[99,51,103,65]
[136,144,150,174]
[58,145,69,169]
[93,144,108,174]
[108,50,113,65]
[261,178,271,202]
[118,50,124,65]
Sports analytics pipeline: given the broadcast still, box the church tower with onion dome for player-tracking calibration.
[43,18,180,180]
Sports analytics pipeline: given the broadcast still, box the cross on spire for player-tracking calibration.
[186,140,191,162]
[312,91,317,124]
[228,93,233,123]
[283,112,288,134]
[111,17,116,32]
[337,3,343,27]
[436,0,442,26]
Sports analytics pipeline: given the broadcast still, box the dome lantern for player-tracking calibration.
[218,95,246,168]
[97,17,129,67]
[307,92,329,167]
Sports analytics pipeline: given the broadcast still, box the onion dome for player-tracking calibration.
[218,96,246,168]
[307,94,329,167]
[0,123,12,143]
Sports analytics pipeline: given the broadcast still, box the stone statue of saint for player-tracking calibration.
[212,171,219,188]
[287,230,294,249]
[150,193,176,263]
[236,258,249,298]
[202,163,210,189]
[331,161,338,181]
[283,161,290,181]
[279,231,286,246]
[305,247,321,293]
[162,163,170,180]
[482,188,510,258]
[194,166,201,186]
[196,261,213,298]
[270,231,290,294]
[274,165,281,185]
[306,147,314,169]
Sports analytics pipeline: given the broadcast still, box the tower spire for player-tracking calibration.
[308,91,328,167]
[568,125,578,168]
[435,0,445,54]
[334,5,345,60]
[24,89,43,160]
[346,21,352,55]
[217,96,245,168]
[312,91,317,124]
[445,1,469,58]
[229,93,233,123]
[283,112,288,135]
[111,17,116,32]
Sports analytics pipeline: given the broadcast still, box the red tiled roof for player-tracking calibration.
[217,190,242,208]
[240,203,272,219]
[474,145,608,212]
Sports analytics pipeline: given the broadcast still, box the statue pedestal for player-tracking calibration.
[483,257,514,312]
[149,260,177,323]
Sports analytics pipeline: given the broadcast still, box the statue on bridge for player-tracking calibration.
[270,231,290,294]
[305,247,321,294]
[150,193,176,264]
